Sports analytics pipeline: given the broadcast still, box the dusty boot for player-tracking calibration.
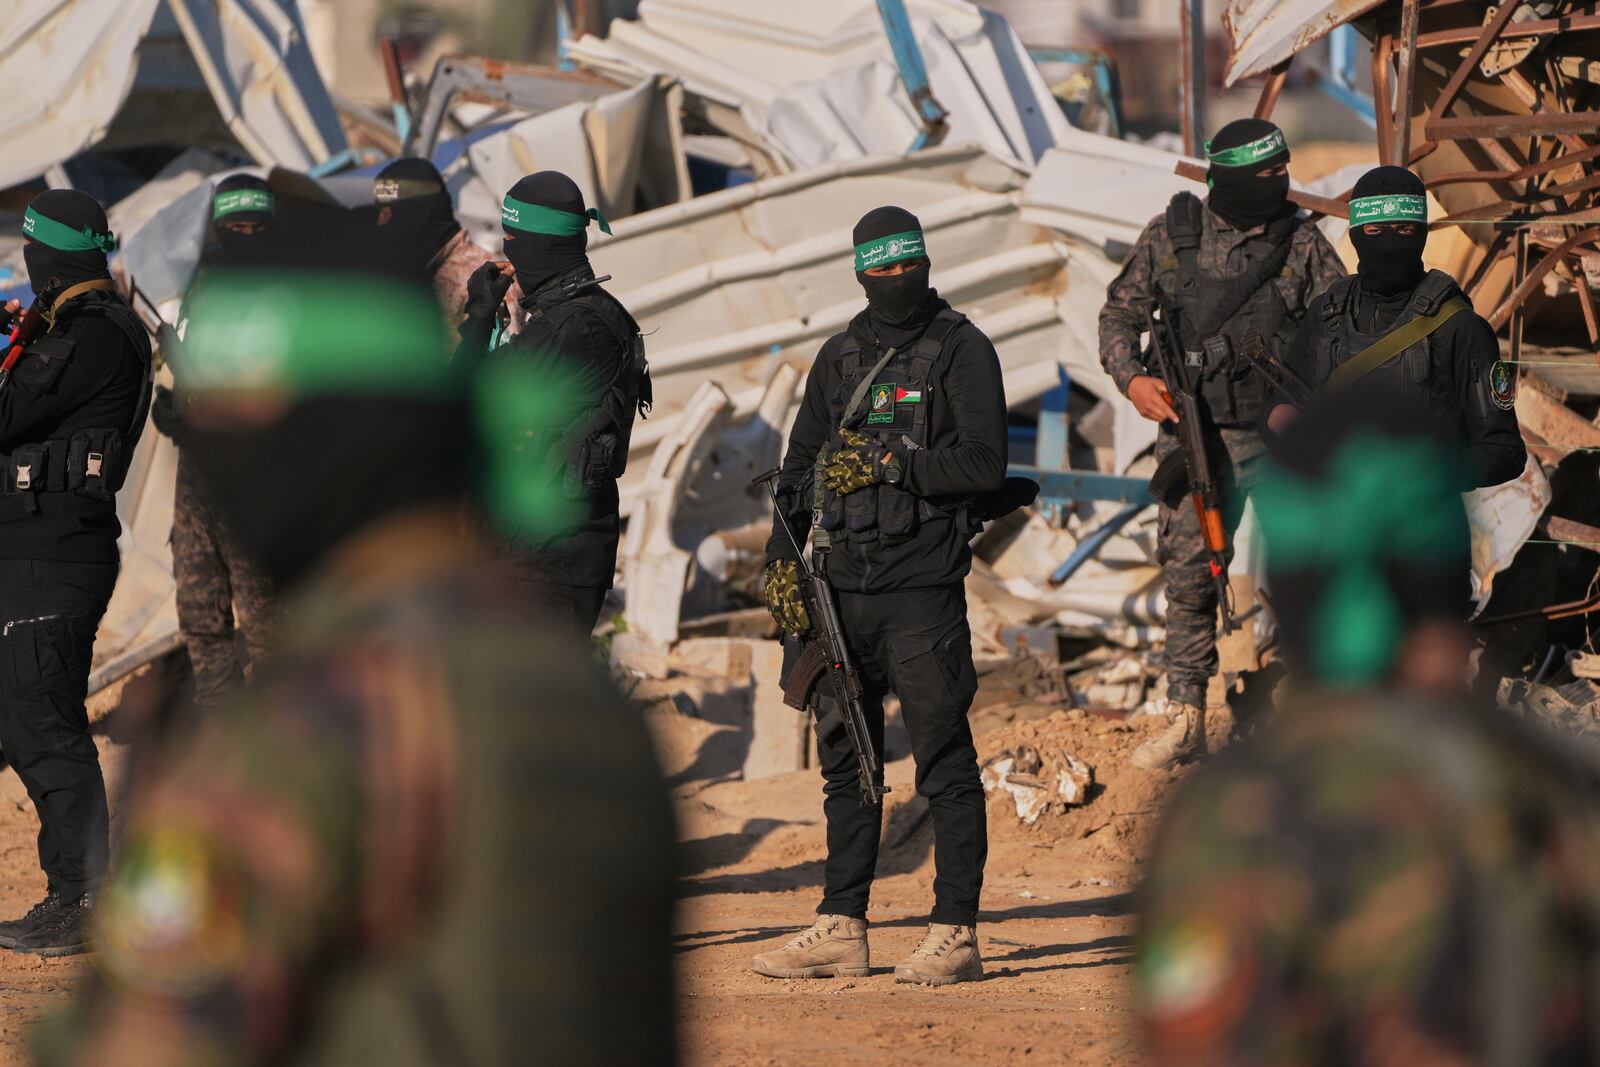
[895,923,982,986]
[1131,702,1206,771]
[751,914,869,979]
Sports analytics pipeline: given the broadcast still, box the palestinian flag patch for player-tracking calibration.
[868,382,896,424]
[895,386,922,404]
[1490,360,1517,411]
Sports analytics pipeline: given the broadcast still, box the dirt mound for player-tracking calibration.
[977,708,1181,865]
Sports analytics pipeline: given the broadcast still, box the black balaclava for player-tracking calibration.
[852,205,933,334]
[209,173,276,264]
[375,157,461,271]
[1205,118,1292,231]
[1349,165,1429,297]
[501,171,593,296]
[22,189,115,299]
[1258,384,1470,689]
[178,212,469,590]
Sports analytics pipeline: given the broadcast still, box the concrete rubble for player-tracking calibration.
[981,744,1094,825]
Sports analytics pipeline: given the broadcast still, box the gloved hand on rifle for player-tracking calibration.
[150,384,188,443]
[821,429,890,495]
[461,262,515,331]
[762,558,810,635]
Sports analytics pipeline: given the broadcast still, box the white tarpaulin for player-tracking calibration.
[567,0,1073,173]
[0,0,345,193]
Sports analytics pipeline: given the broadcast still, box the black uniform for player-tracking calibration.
[768,294,1006,927]
[0,286,151,903]
[1285,270,1526,490]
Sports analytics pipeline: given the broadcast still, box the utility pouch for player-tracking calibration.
[67,429,121,502]
[577,433,617,492]
[845,485,878,537]
[7,443,52,495]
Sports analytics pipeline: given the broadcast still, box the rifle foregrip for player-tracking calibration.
[782,641,830,711]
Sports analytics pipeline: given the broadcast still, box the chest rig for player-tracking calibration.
[519,270,652,500]
[1314,271,1457,413]
[1164,192,1293,426]
[815,308,966,546]
[0,292,153,522]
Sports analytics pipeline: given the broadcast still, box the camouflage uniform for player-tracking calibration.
[1138,690,1600,1064]
[430,229,521,333]
[1099,209,1344,706]
[171,451,275,707]
[37,521,677,1066]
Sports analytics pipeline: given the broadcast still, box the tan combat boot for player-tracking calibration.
[751,914,870,979]
[894,923,982,986]
[1131,702,1206,771]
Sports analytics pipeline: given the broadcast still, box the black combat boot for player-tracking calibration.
[15,894,91,957]
[0,893,63,949]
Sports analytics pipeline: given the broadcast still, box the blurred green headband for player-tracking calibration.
[23,208,117,254]
[1254,432,1466,685]
[1204,129,1288,169]
[213,189,275,220]
[501,195,611,236]
[854,230,926,272]
[1349,193,1427,225]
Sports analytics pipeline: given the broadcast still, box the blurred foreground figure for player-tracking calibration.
[152,174,277,708]
[38,245,676,1065]
[0,190,151,957]
[1137,389,1600,1066]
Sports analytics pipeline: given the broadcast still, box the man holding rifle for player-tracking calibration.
[1098,119,1344,772]
[751,206,1007,987]
[0,190,151,955]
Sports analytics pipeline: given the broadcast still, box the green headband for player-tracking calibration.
[1255,432,1465,685]
[501,195,612,236]
[854,230,926,272]
[375,178,445,203]
[1204,129,1288,169]
[176,270,454,399]
[1349,193,1427,225]
[213,189,275,220]
[22,207,117,254]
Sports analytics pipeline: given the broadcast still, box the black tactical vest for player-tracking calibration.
[0,292,153,521]
[1314,270,1458,414]
[1164,192,1293,426]
[816,308,967,545]
[522,272,651,499]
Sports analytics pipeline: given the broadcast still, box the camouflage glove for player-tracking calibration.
[821,429,887,495]
[762,559,810,636]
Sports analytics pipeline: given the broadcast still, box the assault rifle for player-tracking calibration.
[1145,304,1238,635]
[753,468,887,807]
[0,295,46,395]
[1238,331,1314,408]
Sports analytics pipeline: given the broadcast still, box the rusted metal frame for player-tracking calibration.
[1502,67,1592,158]
[1415,10,1600,49]
[1428,1,1523,129]
[1392,0,1421,164]
[1575,263,1600,345]
[1179,0,1206,158]
[1460,230,1512,297]
[1488,226,1600,330]
[1373,31,1396,166]
[1475,584,1600,626]
[1428,112,1600,139]
[1424,143,1600,188]
[1253,59,1291,121]
[1436,170,1600,225]
[1511,230,1529,366]
[1172,160,1349,217]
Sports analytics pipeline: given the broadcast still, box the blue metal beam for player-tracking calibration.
[876,0,949,151]
[1011,466,1154,507]
[1049,502,1146,586]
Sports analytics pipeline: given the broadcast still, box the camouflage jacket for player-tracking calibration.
[39,513,676,1067]
[431,229,522,333]
[1137,690,1600,1066]
[1098,202,1345,394]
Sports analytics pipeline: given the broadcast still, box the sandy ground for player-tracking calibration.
[0,659,1200,1066]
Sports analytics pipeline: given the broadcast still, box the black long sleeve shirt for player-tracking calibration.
[767,302,1008,592]
[1285,281,1526,491]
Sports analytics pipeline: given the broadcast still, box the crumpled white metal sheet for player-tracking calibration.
[1222,0,1385,84]
[0,0,165,191]
[567,0,1072,172]
[0,1,344,193]
[1466,454,1553,612]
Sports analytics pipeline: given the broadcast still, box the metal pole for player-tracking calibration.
[1392,0,1420,164]
[1179,0,1207,156]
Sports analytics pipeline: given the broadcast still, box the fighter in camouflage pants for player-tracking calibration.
[172,454,275,707]
[1153,424,1265,709]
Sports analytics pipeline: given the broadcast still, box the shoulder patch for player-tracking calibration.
[1489,360,1517,411]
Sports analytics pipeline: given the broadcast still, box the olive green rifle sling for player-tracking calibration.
[1324,298,1470,392]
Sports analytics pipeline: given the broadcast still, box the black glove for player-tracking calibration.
[151,384,185,442]
[463,262,514,324]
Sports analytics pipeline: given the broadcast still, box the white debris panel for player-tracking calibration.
[0,0,345,192]
[566,0,1073,173]
[1222,0,1386,84]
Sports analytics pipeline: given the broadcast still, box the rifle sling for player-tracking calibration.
[1325,298,1469,392]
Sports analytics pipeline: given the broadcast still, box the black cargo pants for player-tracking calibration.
[815,583,986,927]
[0,558,116,900]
